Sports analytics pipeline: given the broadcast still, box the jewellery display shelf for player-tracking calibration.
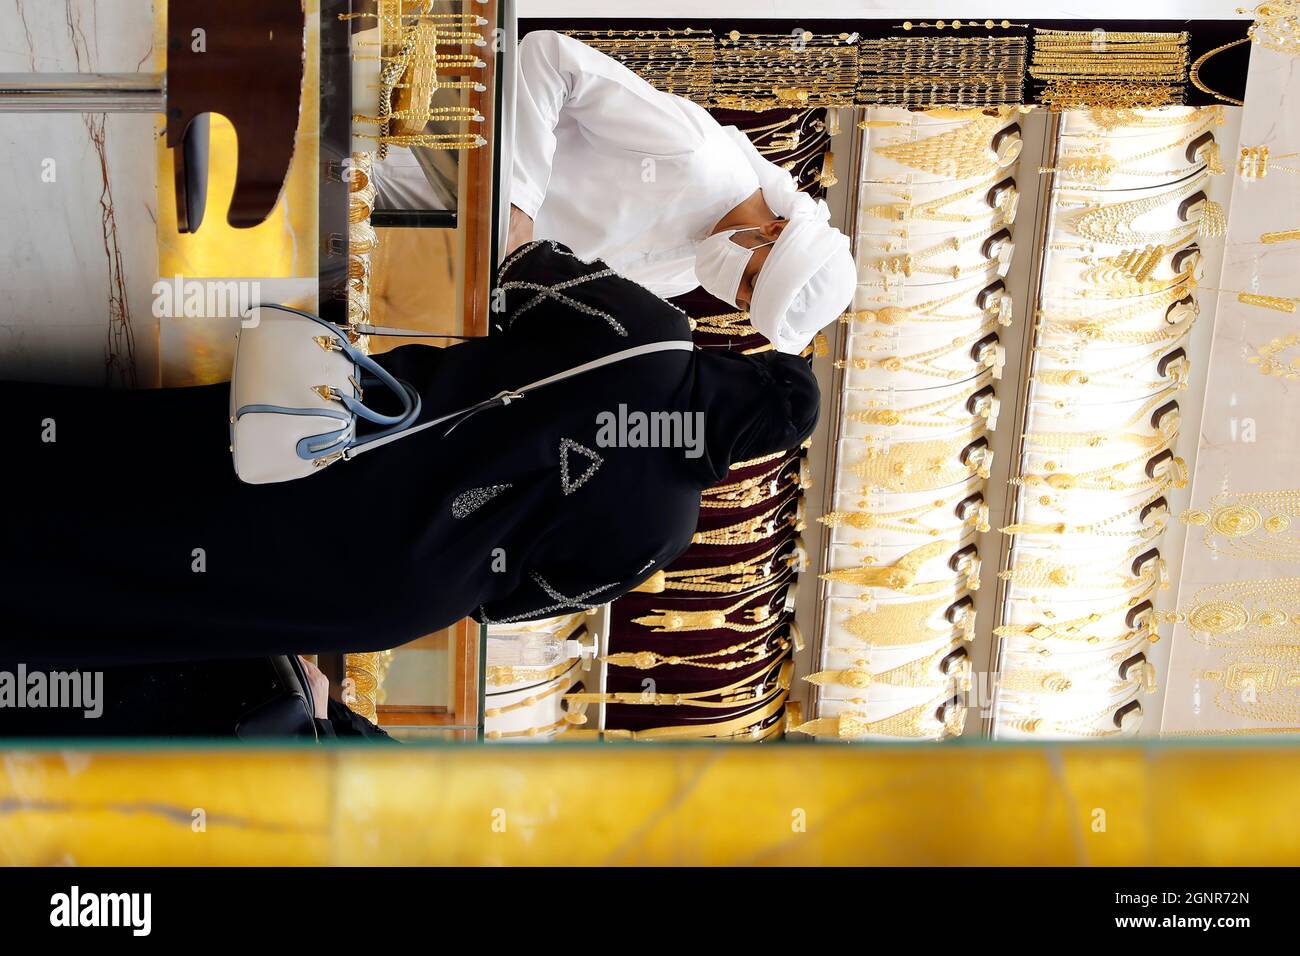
[340,0,500,740]
[524,17,1252,110]
[477,9,1290,742]
[800,102,1239,742]
[591,104,834,742]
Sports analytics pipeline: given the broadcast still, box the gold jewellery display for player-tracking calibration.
[875,111,1021,179]
[806,641,970,694]
[1044,108,1225,186]
[842,593,977,646]
[849,428,993,492]
[1182,490,1300,562]
[349,8,489,156]
[605,625,791,673]
[795,692,965,739]
[857,36,1027,108]
[1031,29,1190,110]
[1163,578,1300,647]
[630,579,790,634]
[822,539,978,594]
[1064,175,1225,246]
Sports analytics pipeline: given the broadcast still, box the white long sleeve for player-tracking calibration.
[719,126,822,221]
[511,30,705,219]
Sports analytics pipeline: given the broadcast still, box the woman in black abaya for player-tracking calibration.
[0,240,819,664]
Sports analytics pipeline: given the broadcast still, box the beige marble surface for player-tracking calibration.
[1162,47,1300,735]
[0,0,160,386]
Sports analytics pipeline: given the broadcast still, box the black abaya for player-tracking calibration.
[0,240,817,663]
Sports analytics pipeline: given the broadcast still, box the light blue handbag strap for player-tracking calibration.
[344,340,696,460]
[352,322,472,340]
[256,304,423,430]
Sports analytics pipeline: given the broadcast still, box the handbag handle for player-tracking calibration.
[344,339,696,459]
[258,304,427,434]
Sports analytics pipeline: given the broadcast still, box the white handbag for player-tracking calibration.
[229,303,694,484]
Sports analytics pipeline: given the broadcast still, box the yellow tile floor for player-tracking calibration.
[2,743,1298,865]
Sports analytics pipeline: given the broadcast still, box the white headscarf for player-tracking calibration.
[749,202,856,354]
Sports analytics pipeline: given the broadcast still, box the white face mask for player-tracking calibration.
[694,226,776,308]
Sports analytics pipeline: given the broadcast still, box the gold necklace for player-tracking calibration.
[566,657,791,710]
[876,112,1016,178]
[861,172,1018,230]
[633,549,793,595]
[858,38,1026,109]
[821,539,966,594]
[1195,651,1300,725]
[487,651,583,688]
[1032,335,1190,391]
[1044,109,1224,186]
[820,486,990,538]
[843,593,976,646]
[1000,552,1165,593]
[690,493,804,546]
[848,276,1013,328]
[1002,485,1171,540]
[1038,281,1195,332]
[700,456,806,509]
[1000,699,1142,738]
[484,666,580,718]
[864,223,1010,282]
[794,693,964,739]
[1189,37,1249,106]
[604,627,790,673]
[1023,387,1182,452]
[1161,577,1300,647]
[806,642,969,694]
[1069,239,1200,299]
[850,427,992,493]
[485,710,588,740]
[1183,489,1300,561]
[838,317,1002,382]
[630,579,789,634]
[846,371,997,433]
[1067,177,1224,246]
[602,690,790,741]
